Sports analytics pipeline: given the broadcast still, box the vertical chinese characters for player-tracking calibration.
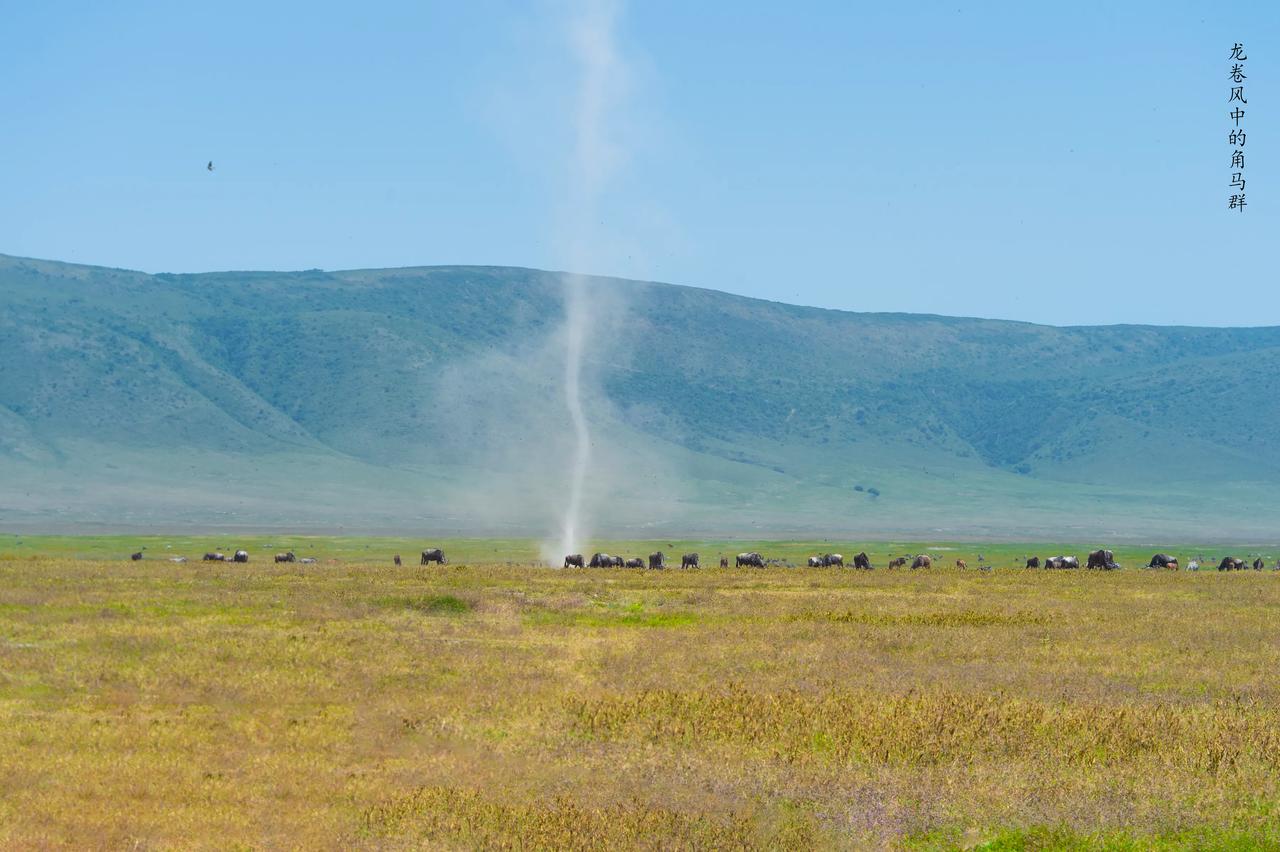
[1228,43,1248,211]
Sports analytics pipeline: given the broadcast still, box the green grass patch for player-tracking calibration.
[914,823,1280,851]
[789,609,1050,627]
[526,600,700,629]
[528,610,700,628]
[372,594,472,615]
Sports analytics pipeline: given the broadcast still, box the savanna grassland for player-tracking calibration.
[2,539,1280,849]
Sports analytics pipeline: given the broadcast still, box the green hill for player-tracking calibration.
[3,253,1278,540]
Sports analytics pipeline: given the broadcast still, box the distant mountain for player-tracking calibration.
[3,253,1278,539]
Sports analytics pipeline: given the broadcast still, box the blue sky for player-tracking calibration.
[2,1,1275,325]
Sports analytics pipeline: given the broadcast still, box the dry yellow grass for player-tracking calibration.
[1,558,1279,849]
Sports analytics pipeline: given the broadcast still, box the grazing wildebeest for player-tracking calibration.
[1086,549,1118,570]
[681,553,699,569]
[649,552,666,569]
[1254,558,1266,571]
[393,554,402,566]
[735,552,764,568]
[1025,556,1040,569]
[564,554,584,568]
[130,552,143,561]
[1045,555,1080,570]
[1148,553,1177,569]
[955,559,967,569]
[911,555,932,569]
[233,550,249,563]
[807,556,823,568]
[888,556,907,569]
[719,556,729,568]
[420,549,446,565]
[1218,557,1245,572]
[824,553,844,567]
[625,557,644,568]
[588,552,611,568]
[274,551,296,563]
[853,552,872,570]
[609,555,624,567]
[203,552,226,562]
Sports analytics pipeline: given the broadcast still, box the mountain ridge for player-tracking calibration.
[2,252,1278,539]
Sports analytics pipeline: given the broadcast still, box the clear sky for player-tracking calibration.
[2,1,1276,326]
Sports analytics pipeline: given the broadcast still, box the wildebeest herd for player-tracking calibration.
[560,550,877,570]
[124,545,1278,573]
[555,548,1277,573]
[564,551,673,569]
[198,550,250,563]
[1020,550,1275,571]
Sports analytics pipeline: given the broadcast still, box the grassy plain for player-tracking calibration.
[1,538,1279,849]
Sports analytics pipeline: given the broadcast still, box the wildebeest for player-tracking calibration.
[719,556,729,568]
[625,557,644,568]
[1025,556,1040,569]
[681,553,699,569]
[1254,558,1266,571]
[589,552,612,568]
[807,556,823,568]
[233,550,249,563]
[735,552,765,568]
[130,552,143,561]
[393,554,402,566]
[274,551,296,563]
[1148,553,1177,569]
[888,557,907,569]
[1044,555,1080,570]
[911,555,932,569]
[955,559,967,569]
[420,549,446,565]
[564,554,584,568]
[649,552,666,569]
[1218,557,1245,571]
[824,553,844,567]
[203,552,226,562]
[1086,549,1118,570]
[853,552,872,570]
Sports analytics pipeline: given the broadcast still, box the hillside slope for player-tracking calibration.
[2,253,1278,539]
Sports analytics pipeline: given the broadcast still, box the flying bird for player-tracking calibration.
[207,161,214,172]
